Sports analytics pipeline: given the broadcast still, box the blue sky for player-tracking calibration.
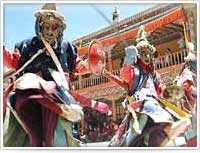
[3,3,156,50]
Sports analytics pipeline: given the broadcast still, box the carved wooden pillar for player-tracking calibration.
[78,75,82,89]
[112,100,117,122]
[183,4,197,46]
[185,21,191,42]
[108,49,113,72]
[186,9,197,46]
[182,20,191,44]
[80,117,85,135]
[105,87,126,123]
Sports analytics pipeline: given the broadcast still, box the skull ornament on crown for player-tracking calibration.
[136,25,156,65]
[34,3,66,45]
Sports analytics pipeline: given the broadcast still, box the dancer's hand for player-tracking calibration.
[60,103,83,122]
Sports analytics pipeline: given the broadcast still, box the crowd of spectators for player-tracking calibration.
[79,109,118,143]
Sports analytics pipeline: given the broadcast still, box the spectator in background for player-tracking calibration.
[165,48,171,66]
[72,123,81,140]
[102,122,110,140]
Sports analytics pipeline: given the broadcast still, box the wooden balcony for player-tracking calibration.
[3,49,188,101]
[71,49,188,100]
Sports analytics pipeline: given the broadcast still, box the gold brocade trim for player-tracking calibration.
[158,97,191,118]
[127,96,141,134]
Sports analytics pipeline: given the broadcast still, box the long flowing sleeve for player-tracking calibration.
[70,90,110,114]
[120,64,134,91]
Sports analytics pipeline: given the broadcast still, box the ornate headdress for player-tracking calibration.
[35,3,66,28]
[34,3,66,39]
[136,25,156,54]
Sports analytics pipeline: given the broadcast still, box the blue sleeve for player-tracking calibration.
[14,37,36,68]
[14,41,23,53]
[68,42,78,72]
[62,41,78,73]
